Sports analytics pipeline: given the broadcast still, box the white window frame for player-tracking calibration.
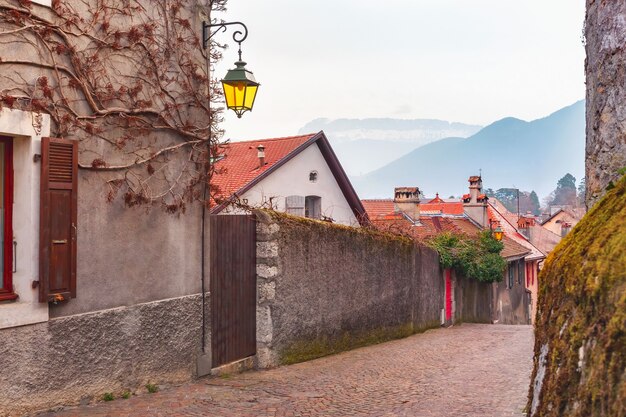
[0,108,50,329]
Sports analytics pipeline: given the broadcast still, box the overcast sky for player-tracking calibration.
[213,0,586,141]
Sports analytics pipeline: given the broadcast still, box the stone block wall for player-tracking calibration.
[453,271,492,324]
[585,0,626,206]
[254,211,491,368]
[492,280,530,325]
[0,294,204,416]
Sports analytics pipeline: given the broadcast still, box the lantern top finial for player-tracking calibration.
[222,60,259,86]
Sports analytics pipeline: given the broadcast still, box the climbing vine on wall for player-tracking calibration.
[428,231,506,283]
[0,0,228,212]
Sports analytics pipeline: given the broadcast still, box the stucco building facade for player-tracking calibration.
[0,1,212,414]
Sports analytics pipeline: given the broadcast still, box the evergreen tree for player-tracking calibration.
[529,191,541,215]
[557,173,577,191]
[495,188,519,213]
[550,173,578,206]
[577,178,586,206]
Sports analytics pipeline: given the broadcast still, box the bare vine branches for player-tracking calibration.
[0,0,226,212]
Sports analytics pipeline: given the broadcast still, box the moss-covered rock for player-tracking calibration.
[527,175,626,416]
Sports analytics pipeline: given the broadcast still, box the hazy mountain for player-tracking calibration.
[351,100,585,200]
[298,118,482,175]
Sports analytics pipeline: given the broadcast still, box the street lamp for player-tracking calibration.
[221,61,259,118]
[493,226,504,242]
[202,21,260,118]
[198,18,258,371]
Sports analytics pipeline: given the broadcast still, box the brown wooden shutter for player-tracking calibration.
[39,137,78,303]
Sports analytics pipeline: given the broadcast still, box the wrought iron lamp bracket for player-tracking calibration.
[203,21,248,60]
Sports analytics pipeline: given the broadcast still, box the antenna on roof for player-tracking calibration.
[479,168,482,177]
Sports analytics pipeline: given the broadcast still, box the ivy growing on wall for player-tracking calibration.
[428,230,506,283]
[0,0,228,212]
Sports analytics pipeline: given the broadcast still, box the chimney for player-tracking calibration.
[468,175,482,203]
[463,175,488,227]
[393,187,420,221]
[257,144,265,169]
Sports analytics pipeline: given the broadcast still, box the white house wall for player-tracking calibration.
[0,108,50,329]
[239,143,359,226]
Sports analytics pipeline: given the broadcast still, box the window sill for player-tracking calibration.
[0,292,19,302]
[0,299,49,329]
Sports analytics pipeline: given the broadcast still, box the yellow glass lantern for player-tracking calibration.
[221,60,259,118]
[493,226,504,242]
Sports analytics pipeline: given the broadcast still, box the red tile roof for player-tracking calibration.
[362,188,542,260]
[489,198,519,226]
[372,214,529,258]
[361,199,395,218]
[361,199,464,218]
[212,134,315,201]
[488,203,544,260]
[500,236,532,259]
[527,226,561,255]
[371,215,482,241]
[363,197,531,259]
[421,201,465,216]
[427,193,445,204]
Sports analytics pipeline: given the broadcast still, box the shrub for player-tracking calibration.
[428,231,506,283]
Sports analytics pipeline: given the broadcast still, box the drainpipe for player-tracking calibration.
[517,188,520,221]
[197,4,212,377]
[201,159,208,355]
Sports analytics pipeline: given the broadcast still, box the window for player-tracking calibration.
[305,195,322,219]
[518,259,525,285]
[285,195,305,216]
[309,170,318,183]
[561,223,572,237]
[507,262,515,289]
[0,136,16,302]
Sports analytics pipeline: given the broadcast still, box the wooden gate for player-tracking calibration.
[210,215,257,368]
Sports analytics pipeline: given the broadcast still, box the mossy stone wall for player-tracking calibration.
[255,211,491,367]
[527,175,626,417]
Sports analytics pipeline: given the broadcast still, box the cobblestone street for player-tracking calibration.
[41,324,533,417]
